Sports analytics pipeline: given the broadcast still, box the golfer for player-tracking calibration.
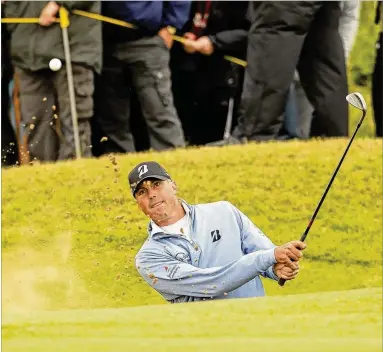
[130,161,306,303]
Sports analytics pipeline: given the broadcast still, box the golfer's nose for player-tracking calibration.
[148,187,156,199]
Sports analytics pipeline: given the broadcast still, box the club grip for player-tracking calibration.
[278,278,286,286]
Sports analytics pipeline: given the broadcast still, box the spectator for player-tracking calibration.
[284,0,360,140]
[226,2,349,144]
[1,9,18,167]
[4,1,101,162]
[170,1,250,145]
[373,1,382,137]
[94,1,190,155]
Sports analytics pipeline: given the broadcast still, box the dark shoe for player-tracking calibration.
[206,135,247,147]
[276,134,298,141]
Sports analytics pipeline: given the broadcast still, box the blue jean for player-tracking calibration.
[284,72,314,139]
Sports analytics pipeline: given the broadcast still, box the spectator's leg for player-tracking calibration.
[234,1,320,141]
[90,72,103,157]
[94,55,135,154]
[294,73,315,139]
[15,68,58,162]
[198,61,240,145]
[171,66,196,145]
[282,83,299,138]
[298,2,349,137]
[125,36,185,150]
[54,64,94,160]
[195,86,232,145]
[2,65,18,167]
[131,88,150,152]
[372,32,382,138]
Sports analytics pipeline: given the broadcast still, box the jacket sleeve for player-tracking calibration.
[338,0,360,59]
[162,1,192,30]
[207,2,250,53]
[3,2,19,33]
[229,203,279,281]
[56,1,99,12]
[209,29,248,52]
[135,246,276,299]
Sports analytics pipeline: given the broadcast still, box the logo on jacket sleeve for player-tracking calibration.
[211,229,221,243]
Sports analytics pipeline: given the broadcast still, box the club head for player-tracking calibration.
[346,92,367,114]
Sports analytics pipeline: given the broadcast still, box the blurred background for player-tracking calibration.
[1,1,382,167]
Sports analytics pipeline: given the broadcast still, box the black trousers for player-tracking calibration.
[1,34,18,167]
[234,1,348,141]
[171,63,242,146]
[372,32,382,138]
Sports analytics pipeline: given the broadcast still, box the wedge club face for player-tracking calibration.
[346,92,367,115]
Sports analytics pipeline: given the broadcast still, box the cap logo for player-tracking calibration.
[138,164,148,178]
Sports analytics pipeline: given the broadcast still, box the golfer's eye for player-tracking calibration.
[153,181,161,188]
[136,189,146,197]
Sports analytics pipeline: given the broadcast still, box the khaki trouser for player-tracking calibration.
[95,35,185,153]
[15,64,94,162]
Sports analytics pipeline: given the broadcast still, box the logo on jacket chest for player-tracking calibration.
[175,252,191,263]
[211,229,221,243]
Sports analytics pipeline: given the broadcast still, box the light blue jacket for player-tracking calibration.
[135,200,279,303]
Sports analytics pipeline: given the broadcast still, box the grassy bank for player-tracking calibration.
[2,139,382,311]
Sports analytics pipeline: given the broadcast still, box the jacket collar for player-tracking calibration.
[147,199,193,239]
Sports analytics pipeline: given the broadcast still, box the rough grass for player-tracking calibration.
[2,139,382,313]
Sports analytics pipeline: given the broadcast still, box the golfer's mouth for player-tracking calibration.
[151,201,164,208]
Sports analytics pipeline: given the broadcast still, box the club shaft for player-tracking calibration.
[300,111,365,242]
[279,110,366,286]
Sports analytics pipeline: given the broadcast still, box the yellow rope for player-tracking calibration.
[172,35,247,67]
[72,9,136,29]
[1,10,247,67]
[223,55,247,67]
[1,18,59,23]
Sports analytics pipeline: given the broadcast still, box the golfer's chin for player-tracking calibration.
[149,209,172,224]
[148,200,180,225]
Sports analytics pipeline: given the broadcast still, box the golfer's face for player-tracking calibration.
[135,179,178,223]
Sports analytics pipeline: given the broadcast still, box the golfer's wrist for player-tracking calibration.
[258,248,277,269]
[270,265,279,280]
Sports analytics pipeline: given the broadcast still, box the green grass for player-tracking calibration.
[2,5,382,350]
[3,287,382,352]
[2,139,382,312]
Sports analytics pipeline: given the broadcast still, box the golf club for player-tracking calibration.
[278,92,367,287]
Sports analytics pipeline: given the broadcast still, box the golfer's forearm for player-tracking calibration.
[137,248,276,297]
[203,249,277,295]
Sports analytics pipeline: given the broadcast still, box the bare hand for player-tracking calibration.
[158,27,174,49]
[273,262,300,280]
[274,241,306,269]
[183,32,197,53]
[39,1,60,27]
[194,36,214,55]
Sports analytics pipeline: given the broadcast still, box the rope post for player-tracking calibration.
[223,97,235,140]
[59,6,81,159]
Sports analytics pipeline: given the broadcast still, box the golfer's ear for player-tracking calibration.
[171,181,178,194]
